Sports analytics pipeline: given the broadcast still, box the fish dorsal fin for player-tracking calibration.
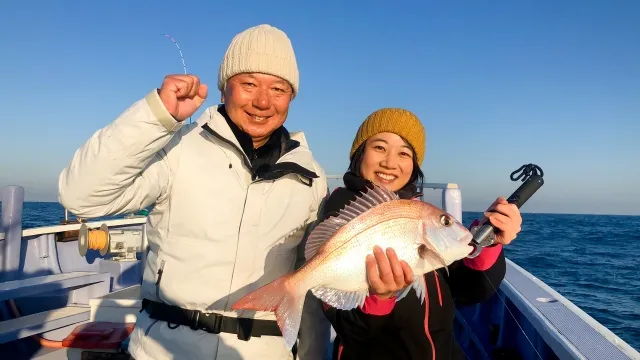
[304,184,399,260]
[303,217,348,260]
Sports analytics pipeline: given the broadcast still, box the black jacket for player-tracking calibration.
[320,172,506,360]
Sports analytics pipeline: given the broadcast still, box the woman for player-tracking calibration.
[318,108,522,360]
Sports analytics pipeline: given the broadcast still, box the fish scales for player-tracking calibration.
[301,217,422,291]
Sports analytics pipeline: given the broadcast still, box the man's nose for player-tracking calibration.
[252,88,271,110]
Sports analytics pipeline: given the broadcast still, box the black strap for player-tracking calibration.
[510,163,544,182]
[141,299,282,341]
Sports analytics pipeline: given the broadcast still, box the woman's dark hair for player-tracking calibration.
[348,138,425,189]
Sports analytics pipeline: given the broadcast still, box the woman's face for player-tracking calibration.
[359,132,415,192]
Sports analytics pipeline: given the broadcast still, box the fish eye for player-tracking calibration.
[440,214,453,227]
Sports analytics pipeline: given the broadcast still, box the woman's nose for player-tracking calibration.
[381,154,398,169]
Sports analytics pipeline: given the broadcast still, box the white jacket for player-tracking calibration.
[58,90,330,360]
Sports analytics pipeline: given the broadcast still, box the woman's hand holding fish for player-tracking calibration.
[483,197,522,245]
[366,246,414,300]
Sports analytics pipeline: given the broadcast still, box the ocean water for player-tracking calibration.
[1,202,639,351]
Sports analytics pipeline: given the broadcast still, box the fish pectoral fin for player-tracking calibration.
[311,287,369,310]
[413,275,427,304]
[395,284,413,301]
[396,275,428,304]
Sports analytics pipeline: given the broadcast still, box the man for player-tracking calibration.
[58,24,330,360]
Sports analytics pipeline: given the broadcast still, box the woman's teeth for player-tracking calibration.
[376,172,396,181]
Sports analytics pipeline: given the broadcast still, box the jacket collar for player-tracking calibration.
[201,105,320,185]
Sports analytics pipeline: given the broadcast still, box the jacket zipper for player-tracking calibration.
[202,124,257,309]
[201,122,307,310]
[222,186,250,311]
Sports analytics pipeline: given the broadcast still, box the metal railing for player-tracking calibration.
[325,175,463,222]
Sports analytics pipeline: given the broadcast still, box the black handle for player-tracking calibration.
[467,164,545,258]
[506,174,544,208]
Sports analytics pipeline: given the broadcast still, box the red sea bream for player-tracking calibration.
[232,184,474,349]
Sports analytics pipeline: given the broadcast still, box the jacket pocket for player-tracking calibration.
[154,239,230,311]
[258,181,314,252]
[155,259,167,303]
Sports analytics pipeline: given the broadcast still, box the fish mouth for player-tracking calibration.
[461,232,474,255]
[461,232,473,245]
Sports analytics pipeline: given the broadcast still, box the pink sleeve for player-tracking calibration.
[463,219,503,271]
[360,295,396,315]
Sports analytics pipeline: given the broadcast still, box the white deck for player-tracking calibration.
[89,285,142,324]
[0,306,89,344]
[0,272,110,302]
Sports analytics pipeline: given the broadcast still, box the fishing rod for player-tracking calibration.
[467,163,545,258]
[162,33,192,124]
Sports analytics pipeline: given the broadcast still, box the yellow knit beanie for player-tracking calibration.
[350,108,426,165]
[218,24,299,95]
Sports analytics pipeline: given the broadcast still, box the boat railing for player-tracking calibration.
[0,217,147,242]
[0,185,147,349]
[500,259,639,359]
[325,174,463,222]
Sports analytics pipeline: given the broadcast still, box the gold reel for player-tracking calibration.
[78,223,110,256]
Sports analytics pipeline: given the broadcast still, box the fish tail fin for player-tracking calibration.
[231,274,306,349]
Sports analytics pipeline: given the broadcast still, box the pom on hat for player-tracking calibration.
[218,24,299,95]
[350,108,426,165]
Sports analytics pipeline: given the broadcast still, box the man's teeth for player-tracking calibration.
[248,114,267,121]
[376,172,396,181]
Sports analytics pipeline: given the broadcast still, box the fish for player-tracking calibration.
[231,183,474,349]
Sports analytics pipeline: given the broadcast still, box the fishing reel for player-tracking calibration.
[78,223,110,257]
[78,223,142,260]
[467,163,544,258]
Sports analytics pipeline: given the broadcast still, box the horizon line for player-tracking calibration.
[4,200,638,217]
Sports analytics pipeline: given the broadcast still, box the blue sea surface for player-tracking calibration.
[2,202,639,351]
[462,211,640,352]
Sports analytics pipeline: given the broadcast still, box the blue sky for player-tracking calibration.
[0,1,638,215]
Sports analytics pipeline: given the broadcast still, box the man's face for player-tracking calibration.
[222,73,294,148]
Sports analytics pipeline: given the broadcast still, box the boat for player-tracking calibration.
[1,180,638,360]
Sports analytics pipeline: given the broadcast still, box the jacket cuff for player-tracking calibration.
[463,244,503,270]
[464,218,503,271]
[360,295,396,316]
[144,89,183,132]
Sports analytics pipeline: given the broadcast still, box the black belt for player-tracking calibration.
[141,298,282,341]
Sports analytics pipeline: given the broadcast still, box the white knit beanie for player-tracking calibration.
[218,24,299,95]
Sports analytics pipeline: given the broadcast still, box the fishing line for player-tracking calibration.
[86,228,109,252]
[479,261,544,359]
[468,163,546,359]
[162,33,192,124]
